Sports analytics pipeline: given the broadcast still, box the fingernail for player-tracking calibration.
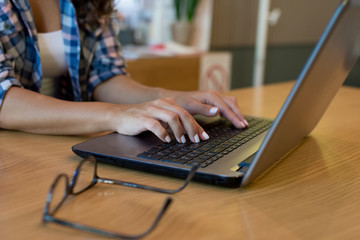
[181,135,186,143]
[165,136,171,143]
[209,107,218,114]
[202,131,209,140]
[194,134,200,143]
[244,119,249,126]
[239,122,246,128]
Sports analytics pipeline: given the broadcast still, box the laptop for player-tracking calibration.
[73,0,360,187]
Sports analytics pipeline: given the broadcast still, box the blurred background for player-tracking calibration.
[114,0,360,90]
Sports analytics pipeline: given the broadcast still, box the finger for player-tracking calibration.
[115,114,172,143]
[143,117,172,143]
[184,101,220,117]
[177,108,208,143]
[195,92,245,128]
[221,96,249,127]
[147,106,186,143]
[154,98,208,143]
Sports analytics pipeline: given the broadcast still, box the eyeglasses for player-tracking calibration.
[42,156,199,239]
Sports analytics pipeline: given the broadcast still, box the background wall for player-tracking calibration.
[210,0,360,88]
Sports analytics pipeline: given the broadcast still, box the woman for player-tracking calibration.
[0,0,248,143]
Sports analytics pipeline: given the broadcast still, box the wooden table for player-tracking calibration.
[1,82,360,240]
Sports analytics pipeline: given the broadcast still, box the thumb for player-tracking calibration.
[186,102,219,116]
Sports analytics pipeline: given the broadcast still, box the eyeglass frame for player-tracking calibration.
[42,156,199,239]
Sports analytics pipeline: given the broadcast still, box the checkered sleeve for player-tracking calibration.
[87,23,128,96]
[0,41,21,108]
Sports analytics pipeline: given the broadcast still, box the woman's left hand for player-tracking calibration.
[166,90,249,129]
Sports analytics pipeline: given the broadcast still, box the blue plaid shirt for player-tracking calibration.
[0,0,127,107]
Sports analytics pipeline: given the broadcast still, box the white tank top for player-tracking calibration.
[38,30,68,96]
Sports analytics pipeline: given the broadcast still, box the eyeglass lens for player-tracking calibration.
[47,175,68,215]
[71,158,96,194]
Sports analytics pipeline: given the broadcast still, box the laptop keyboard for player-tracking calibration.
[137,117,272,168]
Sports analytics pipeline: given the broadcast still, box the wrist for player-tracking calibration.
[156,88,182,100]
[99,103,124,132]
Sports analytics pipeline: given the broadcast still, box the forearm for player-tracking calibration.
[93,74,170,104]
[0,87,116,135]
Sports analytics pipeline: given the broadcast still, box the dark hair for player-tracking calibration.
[73,0,115,27]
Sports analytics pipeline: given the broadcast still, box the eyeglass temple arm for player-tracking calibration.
[96,163,199,194]
[43,197,172,239]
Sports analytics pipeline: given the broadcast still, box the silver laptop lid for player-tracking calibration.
[242,0,360,186]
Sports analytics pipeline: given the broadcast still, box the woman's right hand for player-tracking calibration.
[110,98,210,143]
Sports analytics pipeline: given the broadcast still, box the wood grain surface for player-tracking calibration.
[1,82,360,240]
